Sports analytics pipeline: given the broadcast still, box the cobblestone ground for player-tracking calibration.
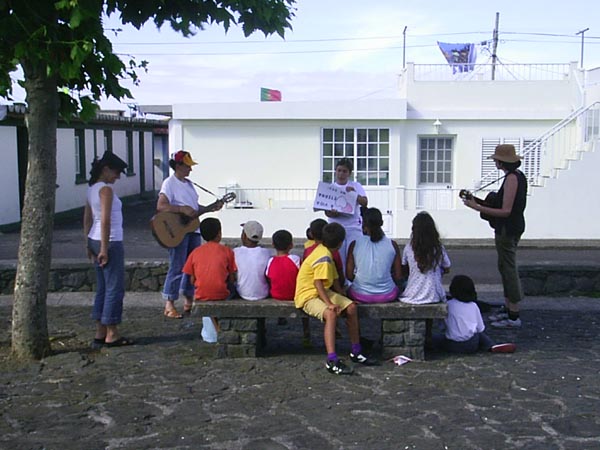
[1,304,600,450]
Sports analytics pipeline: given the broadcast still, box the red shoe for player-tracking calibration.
[491,343,516,353]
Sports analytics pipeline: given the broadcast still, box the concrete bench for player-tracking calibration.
[191,299,447,360]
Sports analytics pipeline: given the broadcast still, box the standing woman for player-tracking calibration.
[463,144,527,328]
[346,207,402,303]
[325,157,368,272]
[84,151,133,347]
[157,150,222,318]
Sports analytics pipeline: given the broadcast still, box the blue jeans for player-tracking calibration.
[162,232,202,302]
[88,239,125,326]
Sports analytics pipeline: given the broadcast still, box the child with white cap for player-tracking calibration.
[233,220,273,300]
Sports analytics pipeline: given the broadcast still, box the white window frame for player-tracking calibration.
[321,127,390,186]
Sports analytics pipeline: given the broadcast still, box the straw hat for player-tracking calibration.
[489,144,521,163]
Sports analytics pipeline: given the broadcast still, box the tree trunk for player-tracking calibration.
[11,65,59,360]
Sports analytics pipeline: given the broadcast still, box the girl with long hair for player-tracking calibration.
[400,211,451,304]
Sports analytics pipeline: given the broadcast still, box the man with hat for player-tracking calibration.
[156,150,224,319]
[463,144,528,329]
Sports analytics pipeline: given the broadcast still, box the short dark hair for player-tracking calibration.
[321,223,345,249]
[272,229,293,251]
[309,218,328,241]
[200,217,221,241]
[336,157,353,173]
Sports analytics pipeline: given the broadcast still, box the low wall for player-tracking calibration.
[1,261,599,296]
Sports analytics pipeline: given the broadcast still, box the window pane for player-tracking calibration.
[323,158,333,171]
[437,161,444,172]
[437,150,444,160]
[323,172,333,183]
[445,138,452,149]
[379,172,389,185]
[420,162,427,172]
[368,129,378,142]
[334,129,344,141]
[380,129,389,141]
[356,172,367,185]
[427,173,434,183]
[420,138,428,149]
[323,143,333,157]
[380,143,389,157]
[345,129,354,141]
[334,143,344,156]
[368,172,378,185]
[380,158,389,171]
[358,144,367,157]
[356,158,367,171]
[368,158,378,170]
[345,143,354,156]
[368,144,377,157]
[357,129,367,142]
[323,129,333,141]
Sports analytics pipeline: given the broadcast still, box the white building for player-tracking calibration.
[169,62,600,241]
[0,106,168,230]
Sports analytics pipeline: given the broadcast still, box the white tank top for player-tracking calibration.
[87,182,123,241]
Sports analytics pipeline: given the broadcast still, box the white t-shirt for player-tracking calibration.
[328,180,366,231]
[233,246,273,300]
[445,299,485,342]
[159,174,199,209]
[87,182,123,241]
[400,243,450,304]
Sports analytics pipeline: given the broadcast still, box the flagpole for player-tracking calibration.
[576,28,589,69]
[491,12,499,81]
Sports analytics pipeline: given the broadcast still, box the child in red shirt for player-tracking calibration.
[183,218,237,301]
[266,229,311,347]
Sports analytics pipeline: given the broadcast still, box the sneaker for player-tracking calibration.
[491,343,517,353]
[325,359,354,375]
[349,352,379,366]
[491,318,522,329]
[488,308,508,322]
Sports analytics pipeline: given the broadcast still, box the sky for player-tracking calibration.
[7,0,600,109]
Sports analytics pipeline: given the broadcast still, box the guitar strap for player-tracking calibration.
[186,179,219,199]
[471,173,507,195]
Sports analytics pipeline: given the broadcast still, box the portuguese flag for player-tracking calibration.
[260,87,282,102]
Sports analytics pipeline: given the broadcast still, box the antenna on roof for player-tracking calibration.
[491,12,500,80]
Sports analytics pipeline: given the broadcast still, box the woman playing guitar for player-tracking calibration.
[157,150,223,319]
[463,144,527,329]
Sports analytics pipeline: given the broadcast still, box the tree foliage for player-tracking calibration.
[0,0,294,359]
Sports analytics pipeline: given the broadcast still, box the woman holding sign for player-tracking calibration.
[324,158,368,273]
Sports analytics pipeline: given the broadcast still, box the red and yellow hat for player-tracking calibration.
[172,150,197,166]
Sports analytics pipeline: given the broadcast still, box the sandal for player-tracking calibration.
[105,337,135,347]
[90,338,105,350]
[164,309,183,319]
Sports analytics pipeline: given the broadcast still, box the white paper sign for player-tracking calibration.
[313,181,358,215]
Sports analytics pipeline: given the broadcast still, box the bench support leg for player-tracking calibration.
[381,319,426,361]
[213,318,263,357]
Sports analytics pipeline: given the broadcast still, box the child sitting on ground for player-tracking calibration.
[433,275,516,354]
[265,229,311,347]
[182,218,237,342]
[295,222,378,375]
[234,221,272,300]
[303,218,345,286]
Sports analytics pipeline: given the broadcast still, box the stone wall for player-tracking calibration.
[1,261,599,296]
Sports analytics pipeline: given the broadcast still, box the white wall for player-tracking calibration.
[0,127,20,225]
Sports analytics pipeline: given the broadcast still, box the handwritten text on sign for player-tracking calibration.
[313,181,358,215]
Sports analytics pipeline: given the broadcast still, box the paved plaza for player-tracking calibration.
[1,291,600,449]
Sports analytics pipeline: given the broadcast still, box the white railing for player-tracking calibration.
[476,102,600,188]
[409,63,573,82]
[219,186,498,212]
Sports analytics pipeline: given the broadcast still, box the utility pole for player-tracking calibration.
[576,28,589,69]
[491,12,500,80]
[402,26,408,69]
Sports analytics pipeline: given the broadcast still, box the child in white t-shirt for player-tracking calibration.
[233,221,272,300]
[434,275,516,354]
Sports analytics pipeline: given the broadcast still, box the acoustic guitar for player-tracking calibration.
[150,192,236,248]
[459,189,500,226]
